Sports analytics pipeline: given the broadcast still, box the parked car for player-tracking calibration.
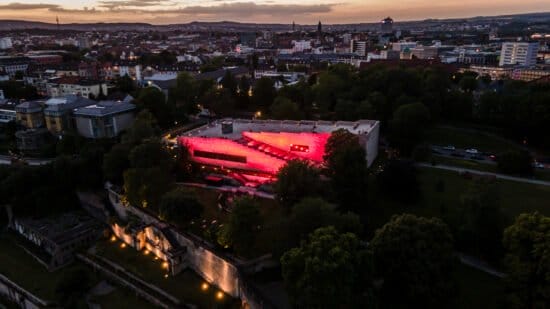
[465,148,479,154]
[533,162,545,169]
[443,145,456,151]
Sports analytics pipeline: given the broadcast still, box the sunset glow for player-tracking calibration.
[0,1,549,24]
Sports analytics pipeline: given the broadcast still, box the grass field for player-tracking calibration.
[366,167,550,237]
[91,286,159,309]
[0,232,99,302]
[454,263,505,309]
[95,239,240,308]
[425,127,522,153]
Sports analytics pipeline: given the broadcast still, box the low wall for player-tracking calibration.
[0,274,50,309]
[106,186,272,308]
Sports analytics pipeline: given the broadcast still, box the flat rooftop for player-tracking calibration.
[181,118,379,140]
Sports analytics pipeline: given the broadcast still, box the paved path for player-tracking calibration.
[458,253,506,278]
[0,155,53,166]
[417,163,550,186]
[176,182,276,199]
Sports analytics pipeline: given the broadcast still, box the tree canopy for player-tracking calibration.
[370,214,456,308]
[281,226,374,308]
[503,212,550,308]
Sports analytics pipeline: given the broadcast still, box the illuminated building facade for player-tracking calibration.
[177,119,380,177]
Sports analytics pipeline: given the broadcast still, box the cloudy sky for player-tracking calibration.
[0,0,549,24]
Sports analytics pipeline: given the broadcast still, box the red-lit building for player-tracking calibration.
[177,119,380,179]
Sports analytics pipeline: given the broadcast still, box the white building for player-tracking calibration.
[499,42,539,67]
[392,41,417,52]
[291,40,312,53]
[0,37,13,50]
[350,40,367,56]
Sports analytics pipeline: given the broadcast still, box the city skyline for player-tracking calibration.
[0,0,549,24]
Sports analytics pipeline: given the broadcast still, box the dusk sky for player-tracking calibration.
[0,0,549,24]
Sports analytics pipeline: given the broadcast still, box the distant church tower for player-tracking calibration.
[292,21,295,32]
[317,21,322,39]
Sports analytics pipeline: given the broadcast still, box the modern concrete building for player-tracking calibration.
[499,42,539,67]
[43,95,95,134]
[0,56,29,77]
[0,37,13,50]
[177,119,380,182]
[73,101,136,138]
[46,77,108,99]
[0,102,16,124]
[381,17,394,34]
[351,40,368,57]
[15,100,45,129]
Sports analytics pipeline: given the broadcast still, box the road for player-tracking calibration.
[431,145,497,164]
[417,163,550,186]
[0,155,53,166]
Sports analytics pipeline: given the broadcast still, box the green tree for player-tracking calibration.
[290,197,362,240]
[121,110,159,145]
[324,129,368,211]
[123,166,171,210]
[377,159,420,202]
[459,75,478,92]
[503,212,550,309]
[159,188,203,225]
[217,197,261,256]
[389,102,431,154]
[221,70,238,95]
[136,87,172,128]
[103,143,131,185]
[169,72,199,114]
[275,159,323,210]
[457,179,504,262]
[281,226,374,308]
[251,77,276,110]
[370,214,456,308]
[128,140,172,170]
[113,75,136,93]
[269,97,301,120]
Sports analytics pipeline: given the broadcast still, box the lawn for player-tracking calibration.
[432,155,550,182]
[91,286,159,309]
[424,127,522,153]
[95,239,240,308]
[366,167,550,237]
[453,263,505,309]
[0,232,99,302]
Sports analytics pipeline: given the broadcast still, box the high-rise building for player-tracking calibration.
[0,37,13,50]
[499,42,539,67]
[77,37,91,49]
[381,17,394,34]
[350,40,367,56]
[317,21,322,39]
